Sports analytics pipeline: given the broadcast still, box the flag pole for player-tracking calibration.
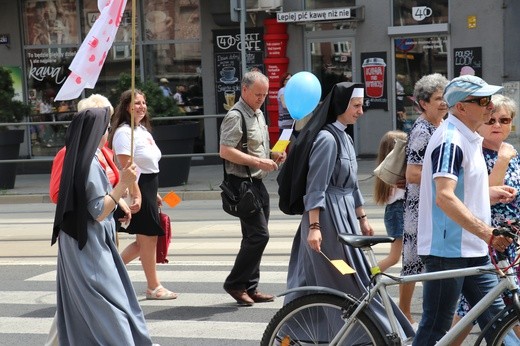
[130,0,136,161]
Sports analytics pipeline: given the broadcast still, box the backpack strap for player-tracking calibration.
[324,124,342,160]
[222,109,253,181]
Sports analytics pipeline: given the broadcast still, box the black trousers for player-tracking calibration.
[223,174,270,293]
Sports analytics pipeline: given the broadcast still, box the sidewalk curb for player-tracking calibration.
[0,195,52,204]
[0,190,288,204]
[0,191,223,204]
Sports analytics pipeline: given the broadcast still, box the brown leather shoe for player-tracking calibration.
[225,288,254,306]
[248,290,275,303]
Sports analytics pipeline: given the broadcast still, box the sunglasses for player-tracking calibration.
[484,117,513,126]
[461,96,492,107]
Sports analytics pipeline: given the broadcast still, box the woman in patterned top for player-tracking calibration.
[451,94,520,345]
[401,73,448,326]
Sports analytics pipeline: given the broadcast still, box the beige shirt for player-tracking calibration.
[220,98,270,179]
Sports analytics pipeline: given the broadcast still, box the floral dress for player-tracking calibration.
[457,145,520,316]
[402,116,438,276]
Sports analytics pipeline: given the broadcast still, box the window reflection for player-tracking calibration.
[145,0,200,40]
[393,0,448,26]
[22,0,203,156]
[394,36,448,131]
[24,0,79,45]
[26,48,77,155]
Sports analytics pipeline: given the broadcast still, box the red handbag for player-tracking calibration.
[157,209,172,264]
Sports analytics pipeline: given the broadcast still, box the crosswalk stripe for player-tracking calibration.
[0,317,267,340]
[0,317,53,334]
[0,291,285,309]
[146,320,265,340]
[26,270,289,283]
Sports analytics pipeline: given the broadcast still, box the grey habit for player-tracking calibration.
[56,155,152,345]
[284,122,414,341]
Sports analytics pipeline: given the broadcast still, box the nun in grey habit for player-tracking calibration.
[283,82,414,341]
[51,108,154,346]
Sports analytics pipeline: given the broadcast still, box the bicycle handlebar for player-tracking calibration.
[493,219,520,241]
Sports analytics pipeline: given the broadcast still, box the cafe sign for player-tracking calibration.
[277,8,352,23]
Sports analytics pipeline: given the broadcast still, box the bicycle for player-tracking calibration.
[261,221,520,345]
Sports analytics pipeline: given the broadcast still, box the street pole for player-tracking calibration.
[240,0,247,77]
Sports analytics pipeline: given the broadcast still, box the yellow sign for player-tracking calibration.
[468,15,477,29]
[272,140,291,153]
[271,128,293,153]
[320,251,356,275]
[330,259,356,275]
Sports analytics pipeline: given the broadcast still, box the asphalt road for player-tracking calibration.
[0,197,482,345]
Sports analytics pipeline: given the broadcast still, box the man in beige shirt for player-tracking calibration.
[219,70,286,306]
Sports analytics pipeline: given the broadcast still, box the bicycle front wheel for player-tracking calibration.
[261,293,385,346]
[487,306,520,345]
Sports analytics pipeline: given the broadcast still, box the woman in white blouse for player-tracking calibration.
[109,89,177,300]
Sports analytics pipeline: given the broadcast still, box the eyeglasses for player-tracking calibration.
[461,96,492,107]
[484,117,513,126]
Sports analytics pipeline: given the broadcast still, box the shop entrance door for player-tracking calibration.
[306,35,356,139]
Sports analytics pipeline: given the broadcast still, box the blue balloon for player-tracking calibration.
[284,72,321,120]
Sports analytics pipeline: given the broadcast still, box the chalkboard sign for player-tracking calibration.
[213,28,264,114]
[453,47,482,77]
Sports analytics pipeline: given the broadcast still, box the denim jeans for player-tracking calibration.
[383,199,404,239]
[413,255,508,346]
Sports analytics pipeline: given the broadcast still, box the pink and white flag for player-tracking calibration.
[55,0,128,101]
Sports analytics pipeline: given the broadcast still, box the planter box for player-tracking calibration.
[0,129,25,189]
[154,122,199,187]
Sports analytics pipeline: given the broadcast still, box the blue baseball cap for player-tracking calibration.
[443,75,503,107]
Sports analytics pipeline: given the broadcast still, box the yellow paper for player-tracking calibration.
[320,251,356,275]
[272,139,290,153]
[330,260,356,275]
[163,191,181,208]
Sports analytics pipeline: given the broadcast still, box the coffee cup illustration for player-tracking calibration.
[224,90,236,109]
[221,67,236,81]
[146,11,173,39]
[362,58,386,98]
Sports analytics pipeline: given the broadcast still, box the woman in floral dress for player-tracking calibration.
[401,73,448,326]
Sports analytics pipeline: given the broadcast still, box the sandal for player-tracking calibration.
[146,285,178,300]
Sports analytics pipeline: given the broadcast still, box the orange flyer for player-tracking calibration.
[163,191,181,208]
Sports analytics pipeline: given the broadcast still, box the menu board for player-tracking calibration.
[453,47,482,77]
[213,28,264,114]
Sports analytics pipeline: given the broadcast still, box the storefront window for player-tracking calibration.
[394,36,448,132]
[25,47,78,154]
[82,0,137,42]
[23,0,79,45]
[305,0,355,9]
[142,43,201,87]
[310,39,353,99]
[393,0,448,26]
[22,0,202,156]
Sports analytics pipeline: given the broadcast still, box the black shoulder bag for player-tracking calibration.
[219,110,263,218]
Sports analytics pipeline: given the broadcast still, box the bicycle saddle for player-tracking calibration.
[337,234,395,248]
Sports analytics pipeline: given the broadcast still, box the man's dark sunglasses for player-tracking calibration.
[484,117,513,126]
[461,96,492,107]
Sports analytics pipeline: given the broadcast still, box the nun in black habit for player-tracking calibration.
[52,108,154,346]
[281,82,414,341]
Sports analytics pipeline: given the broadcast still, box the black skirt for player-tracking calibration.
[120,173,164,236]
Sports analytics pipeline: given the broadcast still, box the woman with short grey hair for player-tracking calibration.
[400,73,449,328]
